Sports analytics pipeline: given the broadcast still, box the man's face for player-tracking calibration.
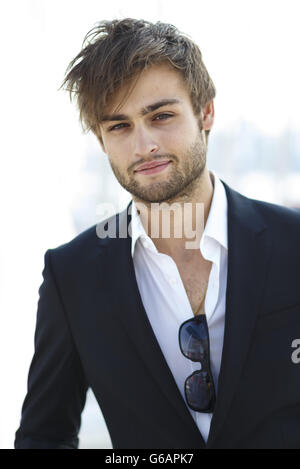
[99,63,213,203]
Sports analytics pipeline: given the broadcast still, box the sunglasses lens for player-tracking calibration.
[179,317,209,361]
[185,371,215,412]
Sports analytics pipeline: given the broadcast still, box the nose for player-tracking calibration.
[133,125,159,158]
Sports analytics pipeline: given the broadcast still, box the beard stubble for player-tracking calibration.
[109,131,207,204]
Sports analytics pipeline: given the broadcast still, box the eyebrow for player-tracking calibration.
[101,98,181,122]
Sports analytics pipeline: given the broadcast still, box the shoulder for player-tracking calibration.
[51,223,99,256]
[46,209,126,270]
[222,179,300,232]
[252,198,300,230]
[250,197,300,250]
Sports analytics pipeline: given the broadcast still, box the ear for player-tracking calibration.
[201,100,214,131]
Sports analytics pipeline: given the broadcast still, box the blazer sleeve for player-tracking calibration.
[14,249,89,449]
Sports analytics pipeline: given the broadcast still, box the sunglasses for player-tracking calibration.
[178,314,216,413]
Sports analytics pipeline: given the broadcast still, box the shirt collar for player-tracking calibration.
[130,170,228,258]
[201,170,228,251]
[130,197,149,257]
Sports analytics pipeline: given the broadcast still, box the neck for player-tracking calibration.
[132,168,214,261]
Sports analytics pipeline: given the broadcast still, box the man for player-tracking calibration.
[15,18,300,449]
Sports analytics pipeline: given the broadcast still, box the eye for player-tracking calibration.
[107,113,173,132]
[154,113,173,121]
[108,123,129,132]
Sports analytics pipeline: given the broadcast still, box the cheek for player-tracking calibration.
[107,141,136,173]
[161,119,198,151]
[162,131,190,155]
[104,137,129,157]
[107,148,131,174]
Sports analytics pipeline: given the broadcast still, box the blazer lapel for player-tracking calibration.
[207,182,273,447]
[95,207,205,446]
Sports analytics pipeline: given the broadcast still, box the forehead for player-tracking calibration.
[105,63,191,116]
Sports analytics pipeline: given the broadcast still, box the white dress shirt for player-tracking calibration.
[130,170,228,443]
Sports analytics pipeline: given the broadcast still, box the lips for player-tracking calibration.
[134,160,171,172]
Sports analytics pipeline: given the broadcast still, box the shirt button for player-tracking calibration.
[169,278,177,285]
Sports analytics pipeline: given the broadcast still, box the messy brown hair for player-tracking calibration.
[61,18,216,144]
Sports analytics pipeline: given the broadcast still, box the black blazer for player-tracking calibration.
[15,181,300,449]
